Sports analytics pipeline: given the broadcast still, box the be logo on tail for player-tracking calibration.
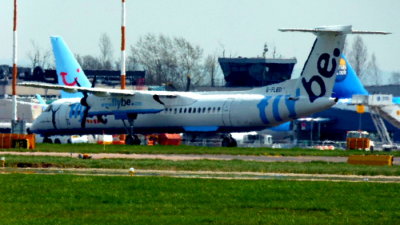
[302,48,340,103]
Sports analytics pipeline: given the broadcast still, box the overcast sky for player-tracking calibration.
[1,0,399,76]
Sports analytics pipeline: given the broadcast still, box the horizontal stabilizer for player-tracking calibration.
[279,25,390,35]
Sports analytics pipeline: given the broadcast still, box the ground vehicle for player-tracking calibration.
[231,132,273,147]
[346,130,374,151]
[38,135,89,144]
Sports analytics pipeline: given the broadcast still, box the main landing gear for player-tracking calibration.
[221,134,237,147]
[125,135,141,145]
[122,113,141,145]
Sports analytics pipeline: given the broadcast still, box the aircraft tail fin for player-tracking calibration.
[332,55,369,98]
[35,94,48,110]
[280,25,389,102]
[51,36,92,98]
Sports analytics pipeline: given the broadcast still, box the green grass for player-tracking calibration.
[3,155,400,176]
[3,143,400,156]
[0,174,399,224]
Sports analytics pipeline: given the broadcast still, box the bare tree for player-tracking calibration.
[348,36,368,79]
[98,33,114,70]
[174,37,204,88]
[204,54,218,87]
[367,53,380,85]
[76,54,102,70]
[130,34,204,90]
[27,40,52,69]
[390,71,400,84]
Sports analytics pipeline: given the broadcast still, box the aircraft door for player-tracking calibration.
[222,99,233,126]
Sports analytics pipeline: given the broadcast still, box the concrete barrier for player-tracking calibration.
[348,155,393,166]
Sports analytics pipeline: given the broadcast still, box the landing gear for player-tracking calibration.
[43,137,52,144]
[125,135,141,145]
[222,134,237,147]
[123,113,140,145]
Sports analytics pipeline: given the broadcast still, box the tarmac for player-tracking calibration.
[1,151,399,183]
[1,167,400,183]
[0,151,399,165]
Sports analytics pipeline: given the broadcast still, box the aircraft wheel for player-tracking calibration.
[54,139,61,144]
[229,137,237,147]
[126,135,141,145]
[222,136,237,147]
[43,137,52,144]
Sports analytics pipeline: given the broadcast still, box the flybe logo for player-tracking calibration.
[302,48,340,102]
[101,98,142,109]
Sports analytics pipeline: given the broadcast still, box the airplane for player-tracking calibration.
[20,25,389,146]
[258,54,370,141]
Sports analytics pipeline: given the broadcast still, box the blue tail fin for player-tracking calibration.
[332,55,368,99]
[51,36,92,98]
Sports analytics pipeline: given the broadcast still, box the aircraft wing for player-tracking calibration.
[18,82,177,98]
[19,82,133,97]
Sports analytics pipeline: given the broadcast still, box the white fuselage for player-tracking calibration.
[31,84,336,136]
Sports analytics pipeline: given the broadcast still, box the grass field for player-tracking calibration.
[2,143,400,157]
[0,174,399,224]
[2,155,400,176]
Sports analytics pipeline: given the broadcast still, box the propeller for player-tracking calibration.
[76,79,91,128]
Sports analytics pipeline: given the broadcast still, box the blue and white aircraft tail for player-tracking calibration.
[332,55,368,98]
[51,36,92,98]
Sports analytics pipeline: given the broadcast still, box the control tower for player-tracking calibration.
[218,57,297,87]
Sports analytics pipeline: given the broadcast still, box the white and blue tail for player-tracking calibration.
[280,25,389,103]
[51,36,92,98]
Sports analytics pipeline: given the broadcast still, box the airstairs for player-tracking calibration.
[352,94,400,146]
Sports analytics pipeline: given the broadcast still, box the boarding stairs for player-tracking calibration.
[352,94,396,146]
[369,106,393,145]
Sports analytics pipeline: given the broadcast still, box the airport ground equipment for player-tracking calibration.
[352,94,395,146]
[346,130,374,151]
[348,155,393,166]
[0,133,35,149]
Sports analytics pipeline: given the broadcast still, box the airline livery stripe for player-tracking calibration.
[273,95,283,121]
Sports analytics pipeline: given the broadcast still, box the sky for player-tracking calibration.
[1,0,399,79]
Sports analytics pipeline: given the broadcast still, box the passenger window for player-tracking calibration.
[179,108,183,113]
[202,107,206,113]
[217,107,221,112]
[193,108,196,113]
[174,108,177,114]
[184,108,187,113]
[188,108,192,113]
[208,107,211,113]
[212,107,216,112]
